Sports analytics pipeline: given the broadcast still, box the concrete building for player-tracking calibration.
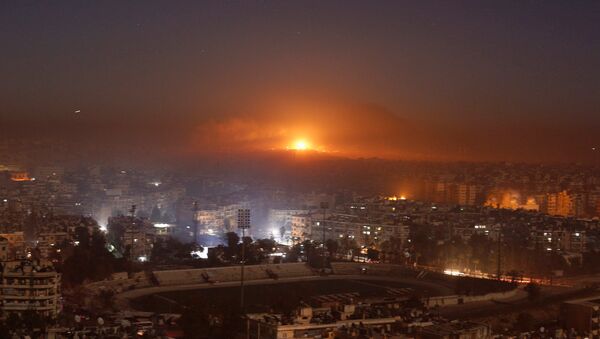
[195,203,249,235]
[290,214,314,243]
[37,231,69,259]
[245,302,432,339]
[122,228,155,262]
[560,296,600,337]
[0,259,61,318]
[547,191,574,217]
[0,231,25,259]
[529,229,586,253]
[456,184,479,206]
[268,209,309,230]
[420,321,491,339]
[0,237,9,261]
[318,214,410,249]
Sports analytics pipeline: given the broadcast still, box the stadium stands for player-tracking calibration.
[152,263,314,286]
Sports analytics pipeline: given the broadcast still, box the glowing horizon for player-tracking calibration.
[291,139,310,151]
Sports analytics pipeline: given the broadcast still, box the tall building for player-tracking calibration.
[0,259,62,318]
[456,184,479,206]
[290,214,314,243]
[547,191,574,217]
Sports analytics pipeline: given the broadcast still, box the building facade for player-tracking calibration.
[0,260,61,318]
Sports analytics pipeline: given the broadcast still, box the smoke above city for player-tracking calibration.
[2,99,598,165]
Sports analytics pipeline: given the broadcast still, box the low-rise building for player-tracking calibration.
[420,321,491,339]
[560,296,600,337]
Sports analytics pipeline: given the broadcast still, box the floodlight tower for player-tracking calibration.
[320,201,329,271]
[237,208,251,311]
[192,201,199,245]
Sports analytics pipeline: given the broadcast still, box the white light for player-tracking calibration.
[99,225,108,233]
[191,248,208,259]
[444,269,464,276]
[153,223,171,228]
[138,256,148,262]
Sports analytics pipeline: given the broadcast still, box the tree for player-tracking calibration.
[255,238,277,263]
[325,239,339,259]
[367,248,380,261]
[380,236,404,263]
[339,236,359,260]
[224,232,240,260]
[74,226,91,248]
[151,237,200,264]
[60,226,119,287]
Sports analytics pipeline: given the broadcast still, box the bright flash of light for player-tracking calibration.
[292,139,309,151]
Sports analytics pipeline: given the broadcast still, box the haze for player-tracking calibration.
[1,1,599,163]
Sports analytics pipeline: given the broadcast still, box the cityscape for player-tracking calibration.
[2,1,600,339]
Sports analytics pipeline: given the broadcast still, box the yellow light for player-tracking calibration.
[293,139,309,151]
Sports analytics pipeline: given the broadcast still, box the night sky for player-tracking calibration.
[1,1,599,162]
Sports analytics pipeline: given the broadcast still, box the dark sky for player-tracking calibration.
[1,1,599,162]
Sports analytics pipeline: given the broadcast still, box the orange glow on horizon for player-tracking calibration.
[289,139,311,151]
[294,139,309,150]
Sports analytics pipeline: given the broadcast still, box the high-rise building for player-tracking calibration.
[547,190,574,217]
[0,259,62,318]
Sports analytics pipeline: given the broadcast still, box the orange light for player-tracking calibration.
[291,139,310,151]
